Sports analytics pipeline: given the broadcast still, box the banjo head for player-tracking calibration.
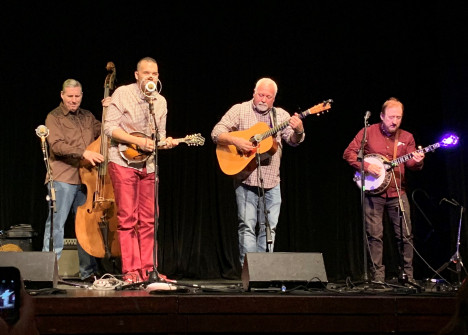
[353,154,391,194]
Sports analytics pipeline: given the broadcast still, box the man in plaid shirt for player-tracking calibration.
[211,78,305,267]
[104,57,178,283]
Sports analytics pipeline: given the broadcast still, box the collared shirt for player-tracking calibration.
[104,83,167,173]
[45,103,101,184]
[211,100,304,189]
[343,123,423,197]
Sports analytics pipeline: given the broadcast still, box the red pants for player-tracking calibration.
[108,162,158,278]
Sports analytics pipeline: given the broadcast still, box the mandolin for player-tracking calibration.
[120,132,205,164]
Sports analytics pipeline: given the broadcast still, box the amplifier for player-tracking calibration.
[63,238,77,250]
[59,238,79,278]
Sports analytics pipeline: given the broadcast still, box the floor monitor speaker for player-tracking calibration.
[0,251,58,289]
[242,252,327,291]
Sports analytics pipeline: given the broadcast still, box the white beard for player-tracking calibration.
[256,103,269,112]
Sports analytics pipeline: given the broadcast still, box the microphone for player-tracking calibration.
[364,111,371,120]
[35,125,49,140]
[145,81,157,92]
[35,125,49,155]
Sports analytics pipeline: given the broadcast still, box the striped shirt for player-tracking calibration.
[211,100,304,189]
[104,83,167,173]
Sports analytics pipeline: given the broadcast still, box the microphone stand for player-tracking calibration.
[146,97,162,283]
[391,169,410,285]
[38,132,57,252]
[255,152,273,252]
[434,199,466,288]
[357,115,370,283]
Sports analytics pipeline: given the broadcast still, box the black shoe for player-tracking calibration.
[370,280,388,289]
[407,278,423,292]
[81,273,98,283]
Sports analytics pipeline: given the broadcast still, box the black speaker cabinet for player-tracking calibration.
[242,252,328,291]
[0,251,58,289]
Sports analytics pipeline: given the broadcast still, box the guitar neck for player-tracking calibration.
[258,109,310,141]
[391,143,440,165]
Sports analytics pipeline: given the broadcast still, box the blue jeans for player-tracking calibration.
[236,184,281,266]
[42,181,98,279]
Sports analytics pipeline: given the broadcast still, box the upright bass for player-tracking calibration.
[75,62,120,259]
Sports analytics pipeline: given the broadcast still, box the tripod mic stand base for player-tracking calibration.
[147,270,161,283]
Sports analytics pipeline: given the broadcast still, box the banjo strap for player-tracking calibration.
[393,130,400,160]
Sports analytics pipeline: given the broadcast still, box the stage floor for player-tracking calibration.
[29,276,458,335]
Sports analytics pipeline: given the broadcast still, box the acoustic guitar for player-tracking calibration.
[216,99,333,176]
[120,132,205,164]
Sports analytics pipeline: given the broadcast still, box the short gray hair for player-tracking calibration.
[254,78,278,96]
[62,79,82,92]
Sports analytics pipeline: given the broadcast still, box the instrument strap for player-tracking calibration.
[393,130,400,159]
[270,107,277,127]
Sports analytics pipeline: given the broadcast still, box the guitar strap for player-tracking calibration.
[270,107,277,127]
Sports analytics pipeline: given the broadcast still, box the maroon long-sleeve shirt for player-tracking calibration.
[343,123,423,197]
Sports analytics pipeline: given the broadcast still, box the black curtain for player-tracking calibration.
[1,2,467,283]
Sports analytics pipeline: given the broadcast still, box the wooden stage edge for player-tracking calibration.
[30,279,457,335]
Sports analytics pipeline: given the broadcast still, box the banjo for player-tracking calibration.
[353,135,459,195]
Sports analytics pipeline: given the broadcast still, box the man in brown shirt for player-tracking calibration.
[42,78,109,281]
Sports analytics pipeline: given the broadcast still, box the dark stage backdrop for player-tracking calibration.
[1,2,467,282]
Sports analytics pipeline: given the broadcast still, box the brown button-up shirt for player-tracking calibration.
[45,102,101,184]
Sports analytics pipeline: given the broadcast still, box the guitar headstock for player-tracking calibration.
[305,99,333,117]
[184,133,205,146]
[439,134,459,147]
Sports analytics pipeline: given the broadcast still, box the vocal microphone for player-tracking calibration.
[145,81,157,92]
[364,111,371,120]
[35,125,49,155]
[35,125,49,140]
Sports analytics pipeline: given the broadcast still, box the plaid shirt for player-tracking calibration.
[104,83,167,173]
[211,100,304,189]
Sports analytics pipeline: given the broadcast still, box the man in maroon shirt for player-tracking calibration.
[343,97,424,286]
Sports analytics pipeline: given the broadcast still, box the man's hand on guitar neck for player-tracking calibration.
[289,113,304,133]
[412,147,425,163]
[136,135,179,151]
[159,137,178,150]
